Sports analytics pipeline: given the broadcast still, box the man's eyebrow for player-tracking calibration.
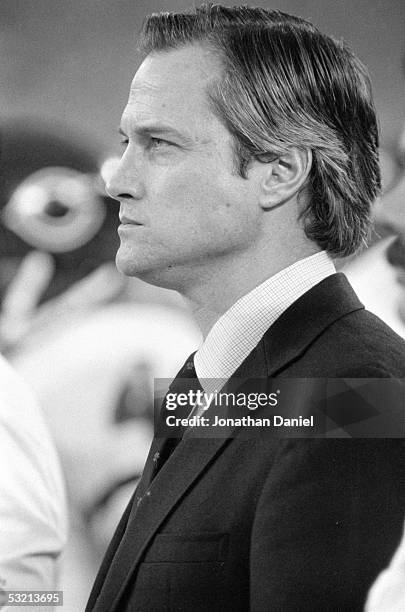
[118,123,193,143]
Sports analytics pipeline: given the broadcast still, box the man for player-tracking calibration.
[87,5,405,611]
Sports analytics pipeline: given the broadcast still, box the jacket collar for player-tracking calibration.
[234,272,363,379]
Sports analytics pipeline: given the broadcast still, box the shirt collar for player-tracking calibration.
[194,251,336,386]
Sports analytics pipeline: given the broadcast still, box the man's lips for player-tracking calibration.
[386,237,405,269]
[119,216,143,225]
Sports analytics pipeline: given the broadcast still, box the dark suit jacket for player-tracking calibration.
[86,273,405,611]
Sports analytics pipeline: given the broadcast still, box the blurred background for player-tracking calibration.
[1,1,405,610]
[1,0,404,151]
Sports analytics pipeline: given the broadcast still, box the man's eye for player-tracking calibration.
[149,138,170,150]
[118,137,172,151]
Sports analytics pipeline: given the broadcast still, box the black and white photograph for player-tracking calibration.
[1,1,405,611]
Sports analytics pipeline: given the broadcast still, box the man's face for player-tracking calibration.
[107,45,260,290]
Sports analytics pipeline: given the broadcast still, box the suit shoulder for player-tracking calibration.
[286,308,405,377]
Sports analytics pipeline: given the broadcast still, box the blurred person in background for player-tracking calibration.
[362,151,405,610]
[346,57,405,612]
[345,144,405,337]
[0,345,67,609]
[366,523,405,612]
[0,118,200,610]
[345,52,405,337]
[347,141,405,612]
[0,121,68,609]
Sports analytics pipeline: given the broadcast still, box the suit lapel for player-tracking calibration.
[93,436,231,611]
[90,273,364,610]
[222,274,363,392]
[265,273,364,374]
[85,489,135,610]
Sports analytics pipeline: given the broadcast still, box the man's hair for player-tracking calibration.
[140,3,381,257]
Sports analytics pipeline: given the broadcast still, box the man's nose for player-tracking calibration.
[373,174,405,238]
[105,157,144,202]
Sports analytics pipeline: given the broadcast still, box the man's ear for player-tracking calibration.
[258,148,312,210]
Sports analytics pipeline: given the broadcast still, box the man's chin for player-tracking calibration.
[115,253,156,281]
[115,252,140,278]
[115,252,180,290]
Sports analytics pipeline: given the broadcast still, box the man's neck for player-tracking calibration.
[185,246,322,338]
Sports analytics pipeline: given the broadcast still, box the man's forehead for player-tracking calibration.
[127,78,160,104]
[122,47,222,131]
[129,46,221,98]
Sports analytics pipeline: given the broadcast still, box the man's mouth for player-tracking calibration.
[119,216,143,226]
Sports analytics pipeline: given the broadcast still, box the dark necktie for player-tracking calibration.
[152,352,203,479]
